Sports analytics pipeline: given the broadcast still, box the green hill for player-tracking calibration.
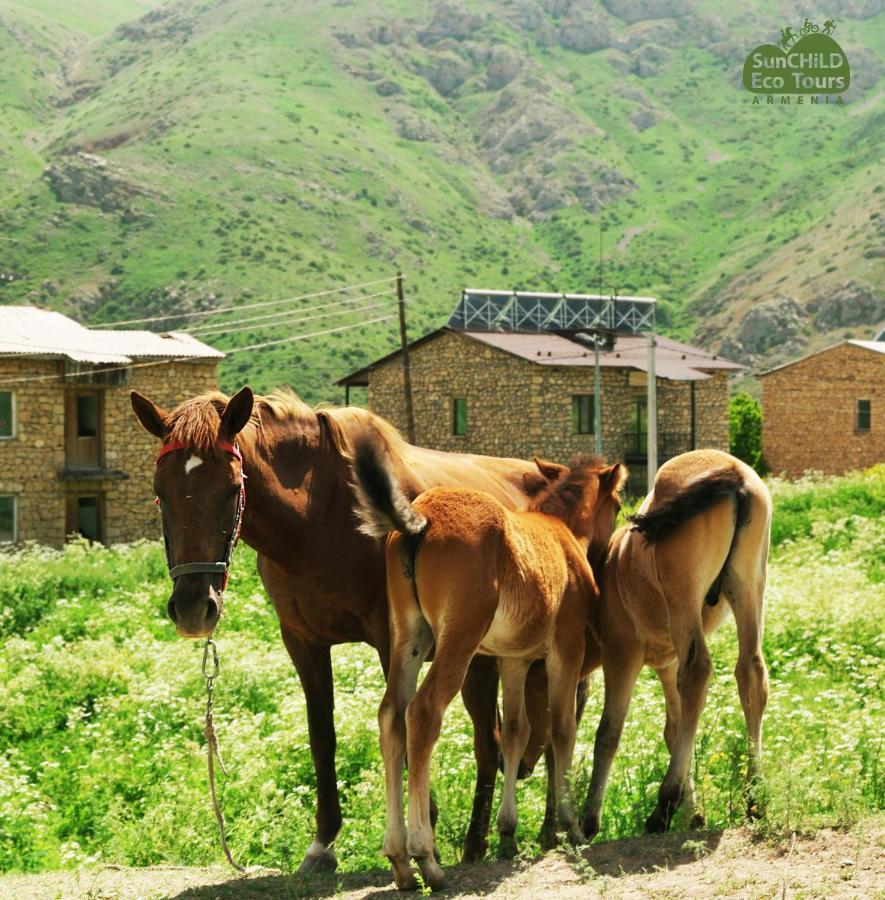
[0,0,883,400]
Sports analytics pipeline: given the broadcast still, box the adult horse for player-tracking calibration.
[581,449,771,839]
[130,386,561,873]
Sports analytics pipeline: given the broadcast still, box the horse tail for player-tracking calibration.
[630,466,751,607]
[351,436,427,540]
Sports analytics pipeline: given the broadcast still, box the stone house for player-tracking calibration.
[761,339,884,477]
[0,307,222,546]
[339,327,741,494]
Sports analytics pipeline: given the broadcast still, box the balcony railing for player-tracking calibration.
[621,431,693,459]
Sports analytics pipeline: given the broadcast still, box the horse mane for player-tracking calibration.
[531,454,607,519]
[164,387,410,461]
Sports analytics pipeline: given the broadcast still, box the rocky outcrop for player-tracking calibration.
[557,8,612,53]
[418,3,484,45]
[486,46,521,89]
[42,153,149,216]
[725,296,806,359]
[813,281,884,329]
[602,0,692,24]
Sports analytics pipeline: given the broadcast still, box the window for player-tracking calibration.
[856,399,871,432]
[0,391,13,438]
[0,496,16,543]
[452,398,467,436]
[77,395,98,437]
[572,395,595,435]
[66,494,104,542]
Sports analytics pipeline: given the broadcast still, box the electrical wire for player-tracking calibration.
[89,275,401,329]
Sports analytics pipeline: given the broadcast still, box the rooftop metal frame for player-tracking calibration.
[448,289,656,336]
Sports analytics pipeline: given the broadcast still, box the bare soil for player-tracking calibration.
[2,821,882,899]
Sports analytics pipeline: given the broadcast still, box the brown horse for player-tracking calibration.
[581,449,771,840]
[351,436,626,890]
[130,386,563,872]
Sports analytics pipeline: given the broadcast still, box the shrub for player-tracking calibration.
[729,391,765,472]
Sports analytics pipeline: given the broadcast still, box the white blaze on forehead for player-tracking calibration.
[184,454,204,475]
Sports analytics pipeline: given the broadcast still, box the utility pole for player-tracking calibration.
[646,332,658,490]
[593,339,602,456]
[396,271,416,444]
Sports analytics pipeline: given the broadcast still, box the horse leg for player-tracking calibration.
[656,662,703,828]
[546,647,587,845]
[496,657,532,859]
[727,576,769,818]
[379,614,434,890]
[279,628,341,874]
[459,655,499,864]
[581,644,644,840]
[646,623,712,834]
[406,637,480,891]
[539,676,589,850]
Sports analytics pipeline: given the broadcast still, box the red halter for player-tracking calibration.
[155,440,246,591]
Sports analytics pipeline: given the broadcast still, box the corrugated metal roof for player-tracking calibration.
[337,327,741,385]
[463,332,740,381]
[0,307,223,363]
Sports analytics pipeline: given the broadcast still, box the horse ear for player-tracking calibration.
[130,391,168,439]
[601,462,629,494]
[220,386,254,439]
[533,457,568,482]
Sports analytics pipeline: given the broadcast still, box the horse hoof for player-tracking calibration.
[498,832,518,860]
[566,825,587,847]
[689,813,706,830]
[461,838,487,864]
[538,825,557,851]
[581,813,600,841]
[297,846,338,875]
[393,871,418,892]
[415,857,447,892]
[645,811,669,834]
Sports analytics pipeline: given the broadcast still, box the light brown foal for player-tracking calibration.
[352,437,625,891]
[581,449,771,839]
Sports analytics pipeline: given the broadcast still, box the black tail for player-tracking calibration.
[630,468,750,607]
[351,436,427,540]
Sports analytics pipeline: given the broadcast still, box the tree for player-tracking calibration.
[729,392,766,473]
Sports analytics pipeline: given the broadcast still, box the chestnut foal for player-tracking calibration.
[581,449,771,840]
[352,437,625,890]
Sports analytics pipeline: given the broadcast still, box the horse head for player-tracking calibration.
[131,387,254,638]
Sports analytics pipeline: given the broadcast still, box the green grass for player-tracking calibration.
[0,467,882,874]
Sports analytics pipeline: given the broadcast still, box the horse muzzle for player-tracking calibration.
[167,575,222,638]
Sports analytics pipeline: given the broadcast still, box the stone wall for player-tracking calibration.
[762,343,884,476]
[366,331,731,469]
[0,359,218,546]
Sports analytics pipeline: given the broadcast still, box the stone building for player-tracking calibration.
[0,307,222,546]
[339,327,740,494]
[761,339,884,477]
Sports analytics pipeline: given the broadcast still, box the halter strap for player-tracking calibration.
[155,441,246,590]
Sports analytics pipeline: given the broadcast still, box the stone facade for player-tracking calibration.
[0,359,218,546]
[761,342,884,477]
[366,331,730,487]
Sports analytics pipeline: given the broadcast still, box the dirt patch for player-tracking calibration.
[2,821,882,899]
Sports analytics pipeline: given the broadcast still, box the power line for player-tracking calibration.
[189,300,390,339]
[0,315,397,386]
[90,275,400,329]
[185,289,395,335]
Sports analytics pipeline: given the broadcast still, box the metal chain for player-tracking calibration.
[202,638,246,875]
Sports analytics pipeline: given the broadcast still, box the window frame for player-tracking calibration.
[452,397,467,437]
[0,390,15,440]
[572,394,595,435]
[855,398,871,433]
[0,494,18,543]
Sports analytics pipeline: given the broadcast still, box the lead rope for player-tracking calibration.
[202,638,246,875]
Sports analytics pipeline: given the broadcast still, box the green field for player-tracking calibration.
[0,466,882,875]
[0,1,882,399]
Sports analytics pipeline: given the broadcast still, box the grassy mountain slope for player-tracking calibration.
[0,0,883,400]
